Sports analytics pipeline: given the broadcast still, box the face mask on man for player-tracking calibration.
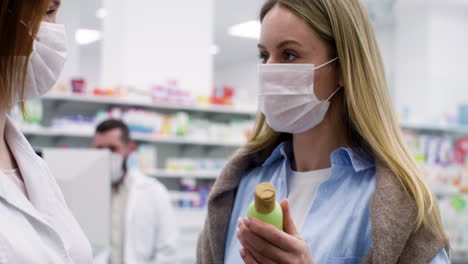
[258,57,340,134]
[110,153,125,185]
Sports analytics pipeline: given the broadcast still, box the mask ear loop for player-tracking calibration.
[315,57,339,71]
[314,57,341,102]
[325,86,342,102]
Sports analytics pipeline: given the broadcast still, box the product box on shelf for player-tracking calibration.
[170,179,212,209]
[44,106,254,144]
[137,145,157,171]
[403,129,468,256]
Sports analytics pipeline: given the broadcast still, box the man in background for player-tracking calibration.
[93,119,177,264]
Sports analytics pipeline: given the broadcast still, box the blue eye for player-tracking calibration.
[283,51,297,62]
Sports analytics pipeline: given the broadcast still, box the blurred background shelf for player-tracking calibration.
[43,93,258,117]
[401,123,468,134]
[145,169,220,179]
[452,245,468,263]
[174,209,207,264]
[433,186,467,197]
[20,126,245,148]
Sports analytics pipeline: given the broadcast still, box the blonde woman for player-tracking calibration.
[197,0,449,263]
[0,0,92,262]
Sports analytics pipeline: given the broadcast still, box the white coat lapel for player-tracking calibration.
[124,170,138,261]
[3,117,74,260]
[0,169,48,224]
[2,118,53,223]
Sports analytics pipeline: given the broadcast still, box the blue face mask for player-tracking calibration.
[126,153,140,171]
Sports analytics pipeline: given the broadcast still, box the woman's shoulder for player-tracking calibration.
[373,161,417,207]
[365,162,448,262]
[371,161,418,217]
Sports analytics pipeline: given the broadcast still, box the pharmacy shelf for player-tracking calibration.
[20,126,245,147]
[452,245,468,263]
[432,186,466,197]
[401,123,468,134]
[175,208,206,218]
[132,133,244,147]
[145,169,220,179]
[42,93,258,116]
[453,245,468,252]
[174,208,206,264]
[21,126,93,138]
[174,208,207,230]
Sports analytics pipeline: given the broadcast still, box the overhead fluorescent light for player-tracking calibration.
[75,29,101,45]
[96,8,108,19]
[228,20,261,39]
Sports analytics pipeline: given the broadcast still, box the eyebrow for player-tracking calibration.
[257,40,303,50]
[51,0,61,7]
[277,40,302,49]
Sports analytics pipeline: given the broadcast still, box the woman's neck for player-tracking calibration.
[292,104,349,172]
[0,110,17,170]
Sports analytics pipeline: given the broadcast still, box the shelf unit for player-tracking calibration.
[22,93,250,185]
[42,92,258,116]
[144,169,220,179]
[452,245,468,264]
[21,126,245,148]
[433,187,467,197]
[39,94,468,135]
[401,123,468,134]
[173,208,207,264]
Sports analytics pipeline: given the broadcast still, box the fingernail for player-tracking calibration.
[240,248,246,258]
[238,218,242,227]
[243,217,251,226]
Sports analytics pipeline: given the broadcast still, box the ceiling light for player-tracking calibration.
[96,8,108,19]
[75,29,101,45]
[228,20,261,39]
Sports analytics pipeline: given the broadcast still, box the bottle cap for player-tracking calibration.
[254,182,276,214]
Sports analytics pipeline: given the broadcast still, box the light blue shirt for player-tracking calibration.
[224,142,449,264]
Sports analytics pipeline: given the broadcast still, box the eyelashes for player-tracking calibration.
[46,1,60,16]
[258,52,269,64]
[46,9,56,15]
[258,50,299,64]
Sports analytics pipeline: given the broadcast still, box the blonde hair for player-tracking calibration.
[0,0,50,112]
[249,0,447,242]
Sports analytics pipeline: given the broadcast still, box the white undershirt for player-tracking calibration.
[288,168,331,231]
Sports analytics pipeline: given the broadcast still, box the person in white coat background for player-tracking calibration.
[0,0,93,263]
[93,119,178,264]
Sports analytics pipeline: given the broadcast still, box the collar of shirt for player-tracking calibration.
[261,141,374,173]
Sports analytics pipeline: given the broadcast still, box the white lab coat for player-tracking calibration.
[0,117,93,263]
[123,169,178,264]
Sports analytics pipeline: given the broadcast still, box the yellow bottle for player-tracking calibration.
[247,182,283,230]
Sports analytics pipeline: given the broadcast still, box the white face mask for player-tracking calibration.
[258,58,340,134]
[110,153,125,184]
[12,22,68,104]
